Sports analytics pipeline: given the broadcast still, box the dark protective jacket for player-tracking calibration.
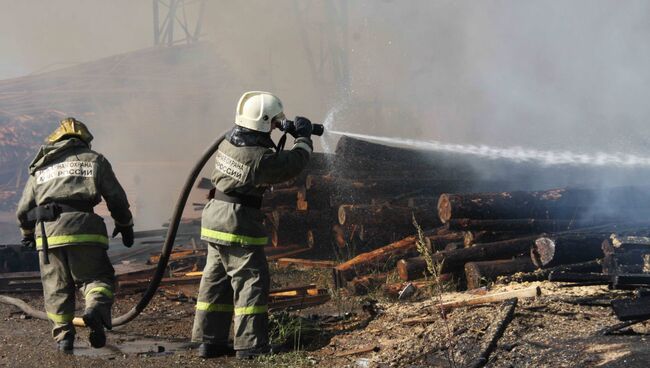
[200,128,312,246]
[16,138,132,249]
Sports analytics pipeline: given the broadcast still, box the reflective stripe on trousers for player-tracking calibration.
[47,312,74,324]
[200,227,268,246]
[36,234,109,248]
[196,301,234,312]
[86,286,113,299]
[235,305,268,315]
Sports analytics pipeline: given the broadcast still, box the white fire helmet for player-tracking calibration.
[235,91,285,133]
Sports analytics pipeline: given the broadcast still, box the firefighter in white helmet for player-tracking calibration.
[192,91,313,359]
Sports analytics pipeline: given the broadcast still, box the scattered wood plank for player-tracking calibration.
[433,286,540,312]
[275,258,337,269]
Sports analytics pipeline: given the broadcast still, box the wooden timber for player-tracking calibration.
[465,258,537,290]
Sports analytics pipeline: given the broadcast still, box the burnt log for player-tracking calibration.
[464,258,537,290]
[612,297,650,321]
[445,242,463,252]
[346,273,388,296]
[338,204,441,228]
[497,260,602,284]
[437,187,650,224]
[271,227,309,248]
[462,231,525,248]
[382,275,454,299]
[358,224,416,245]
[612,274,650,288]
[548,271,610,284]
[264,188,301,208]
[531,235,605,268]
[448,218,597,233]
[603,251,650,275]
[397,236,537,281]
[601,235,650,274]
[468,298,518,368]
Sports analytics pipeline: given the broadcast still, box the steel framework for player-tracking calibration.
[153,0,207,46]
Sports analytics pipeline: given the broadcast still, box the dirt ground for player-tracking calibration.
[1,266,650,368]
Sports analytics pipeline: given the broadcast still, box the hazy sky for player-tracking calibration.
[3,1,650,231]
[0,1,151,79]
[2,0,650,153]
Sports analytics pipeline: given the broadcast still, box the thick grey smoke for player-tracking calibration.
[2,1,650,231]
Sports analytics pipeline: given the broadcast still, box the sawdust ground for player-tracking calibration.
[1,267,649,367]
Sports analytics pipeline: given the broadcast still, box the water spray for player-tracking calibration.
[328,130,650,168]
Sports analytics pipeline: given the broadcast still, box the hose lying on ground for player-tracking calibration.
[0,132,228,328]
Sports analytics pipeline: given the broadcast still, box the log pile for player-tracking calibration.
[312,140,650,296]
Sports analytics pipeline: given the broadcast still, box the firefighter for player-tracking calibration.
[192,91,313,359]
[16,118,134,353]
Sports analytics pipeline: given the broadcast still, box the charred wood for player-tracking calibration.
[531,235,605,268]
[497,260,602,284]
[611,297,650,321]
[448,218,597,233]
[468,298,518,368]
[398,236,538,280]
[346,273,388,296]
[547,271,610,284]
[437,187,650,224]
[338,204,441,228]
[465,258,537,290]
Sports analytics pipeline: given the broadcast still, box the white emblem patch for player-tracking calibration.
[215,151,250,183]
[35,161,96,184]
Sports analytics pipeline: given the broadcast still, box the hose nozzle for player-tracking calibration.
[277,119,324,136]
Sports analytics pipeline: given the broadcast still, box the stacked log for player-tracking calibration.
[464,258,537,290]
[437,187,650,225]
[333,231,463,284]
[602,235,650,274]
[397,236,539,281]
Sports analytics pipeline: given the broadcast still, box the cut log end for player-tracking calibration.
[271,228,279,247]
[338,205,348,225]
[437,194,452,224]
[531,237,556,268]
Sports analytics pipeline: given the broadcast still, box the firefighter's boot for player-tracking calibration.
[82,309,106,348]
[57,337,74,354]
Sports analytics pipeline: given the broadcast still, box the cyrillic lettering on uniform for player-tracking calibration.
[215,151,250,183]
[35,161,96,184]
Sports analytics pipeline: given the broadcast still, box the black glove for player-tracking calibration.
[112,225,134,248]
[292,116,313,138]
[21,235,36,251]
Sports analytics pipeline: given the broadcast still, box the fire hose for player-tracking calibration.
[0,120,324,327]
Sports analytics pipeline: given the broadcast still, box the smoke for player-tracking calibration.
[2,1,650,232]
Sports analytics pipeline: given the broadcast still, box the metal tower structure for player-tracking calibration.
[153,0,207,46]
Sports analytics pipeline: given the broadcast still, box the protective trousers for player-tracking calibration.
[40,244,115,342]
[192,243,270,350]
